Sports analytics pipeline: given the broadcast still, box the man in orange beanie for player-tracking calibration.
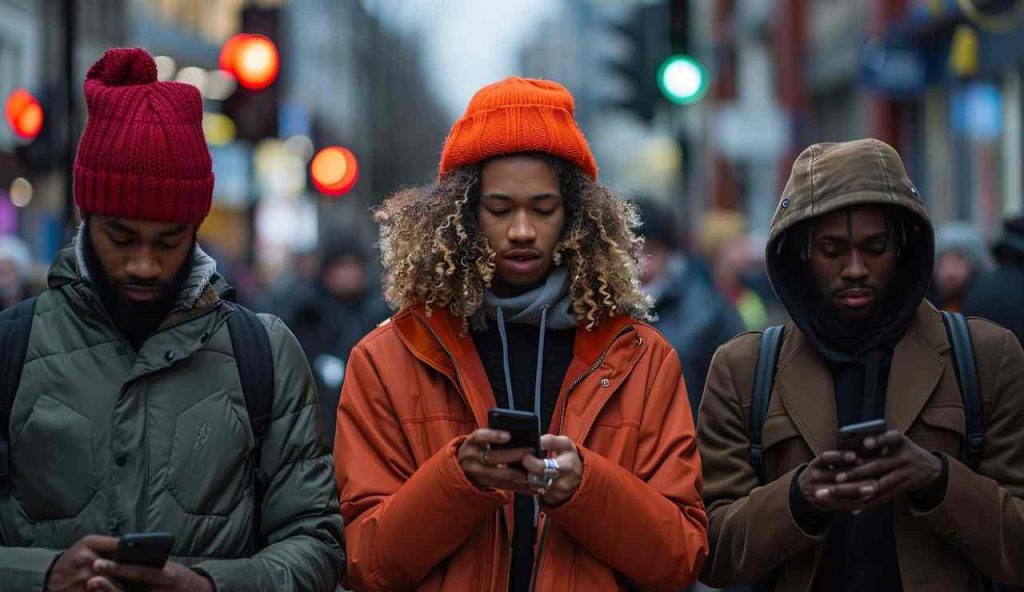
[0,48,343,592]
[335,77,707,591]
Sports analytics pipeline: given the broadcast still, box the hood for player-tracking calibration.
[766,139,935,357]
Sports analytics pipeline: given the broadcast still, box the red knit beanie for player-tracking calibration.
[439,77,598,180]
[74,48,213,225]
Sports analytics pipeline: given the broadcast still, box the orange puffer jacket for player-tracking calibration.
[335,305,708,591]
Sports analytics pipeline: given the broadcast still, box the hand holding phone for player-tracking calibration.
[487,408,541,460]
[113,532,174,568]
[837,419,888,458]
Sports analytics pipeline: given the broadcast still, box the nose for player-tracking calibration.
[507,210,536,244]
[125,248,161,283]
[841,249,869,282]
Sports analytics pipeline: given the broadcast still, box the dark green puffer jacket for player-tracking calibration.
[0,239,345,592]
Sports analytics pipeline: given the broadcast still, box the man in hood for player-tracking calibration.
[698,139,1024,591]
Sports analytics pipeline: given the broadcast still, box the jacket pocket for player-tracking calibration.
[916,405,965,456]
[167,389,252,516]
[13,394,97,520]
[762,413,804,480]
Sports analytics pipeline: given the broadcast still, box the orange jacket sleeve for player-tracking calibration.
[544,346,709,591]
[334,343,507,591]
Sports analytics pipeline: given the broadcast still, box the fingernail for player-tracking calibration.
[836,473,847,483]
[94,559,110,572]
[498,432,510,442]
[860,486,874,495]
[815,488,830,499]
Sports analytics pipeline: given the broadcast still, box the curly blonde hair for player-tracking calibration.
[374,154,651,330]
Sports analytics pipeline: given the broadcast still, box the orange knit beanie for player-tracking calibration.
[438,77,598,180]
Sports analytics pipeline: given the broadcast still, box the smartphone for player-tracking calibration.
[837,419,888,457]
[113,532,175,568]
[487,408,541,461]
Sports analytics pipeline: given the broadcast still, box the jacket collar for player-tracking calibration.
[774,300,950,455]
[392,304,638,429]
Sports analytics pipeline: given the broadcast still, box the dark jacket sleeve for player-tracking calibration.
[908,321,1024,585]
[194,316,346,592]
[696,334,826,588]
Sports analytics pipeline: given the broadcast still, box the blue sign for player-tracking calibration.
[861,37,929,97]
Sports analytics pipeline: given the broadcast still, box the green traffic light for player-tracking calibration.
[658,55,708,105]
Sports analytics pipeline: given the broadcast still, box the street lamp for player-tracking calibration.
[5,89,44,141]
[311,147,359,197]
[220,34,280,90]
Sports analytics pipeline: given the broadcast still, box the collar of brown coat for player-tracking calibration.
[773,301,952,455]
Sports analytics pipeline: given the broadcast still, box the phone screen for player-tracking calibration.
[837,419,888,457]
[113,533,174,569]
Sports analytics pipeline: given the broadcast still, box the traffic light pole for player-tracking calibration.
[62,0,76,239]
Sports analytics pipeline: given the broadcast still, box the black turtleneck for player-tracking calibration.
[472,321,575,592]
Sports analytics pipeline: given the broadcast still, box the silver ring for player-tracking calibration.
[480,446,489,465]
[529,473,546,487]
[543,475,555,488]
[543,458,560,477]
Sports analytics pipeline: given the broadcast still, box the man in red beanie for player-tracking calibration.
[335,77,707,591]
[0,48,344,592]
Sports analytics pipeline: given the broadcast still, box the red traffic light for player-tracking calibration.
[5,89,43,141]
[311,147,359,197]
[220,34,279,90]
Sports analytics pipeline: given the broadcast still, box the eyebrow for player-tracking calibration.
[481,192,560,202]
[816,231,888,243]
[107,221,189,238]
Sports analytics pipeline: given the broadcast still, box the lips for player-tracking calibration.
[501,249,542,276]
[119,285,162,303]
[836,288,875,309]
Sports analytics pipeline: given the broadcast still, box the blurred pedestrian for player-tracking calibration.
[635,196,744,416]
[698,211,783,330]
[336,77,707,592]
[0,235,34,309]
[963,217,1024,344]
[0,48,344,592]
[929,222,992,312]
[281,232,390,443]
[699,140,1024,591]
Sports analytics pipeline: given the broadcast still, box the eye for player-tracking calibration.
[486,208,510,216]
[157,242,179,251]
[109,236,132,246]
[865,240,889,255]
[818,243,842,257]
[534,208,556,215]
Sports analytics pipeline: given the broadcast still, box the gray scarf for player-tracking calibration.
[473,266,577,331]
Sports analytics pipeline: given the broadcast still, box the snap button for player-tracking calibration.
[116,345,126,355]
[115,454,127,467]
[600,378,611,388]
[164,350,175,361]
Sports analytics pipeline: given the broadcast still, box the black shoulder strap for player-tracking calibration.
[226,303,274,548]
[0,297,38,493]
[749,325,786,483]
[940,311,985,471]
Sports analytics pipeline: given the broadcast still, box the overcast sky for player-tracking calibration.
[369,0,562,119]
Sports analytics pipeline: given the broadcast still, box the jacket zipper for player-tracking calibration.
[136,384,150,531]
[529,325,636,591]
[411,312,512,590]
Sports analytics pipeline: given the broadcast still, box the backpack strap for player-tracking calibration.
[0,297,37,494]
[226,303,275,548]
[749,325,786,483]
[940,311,985,471]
